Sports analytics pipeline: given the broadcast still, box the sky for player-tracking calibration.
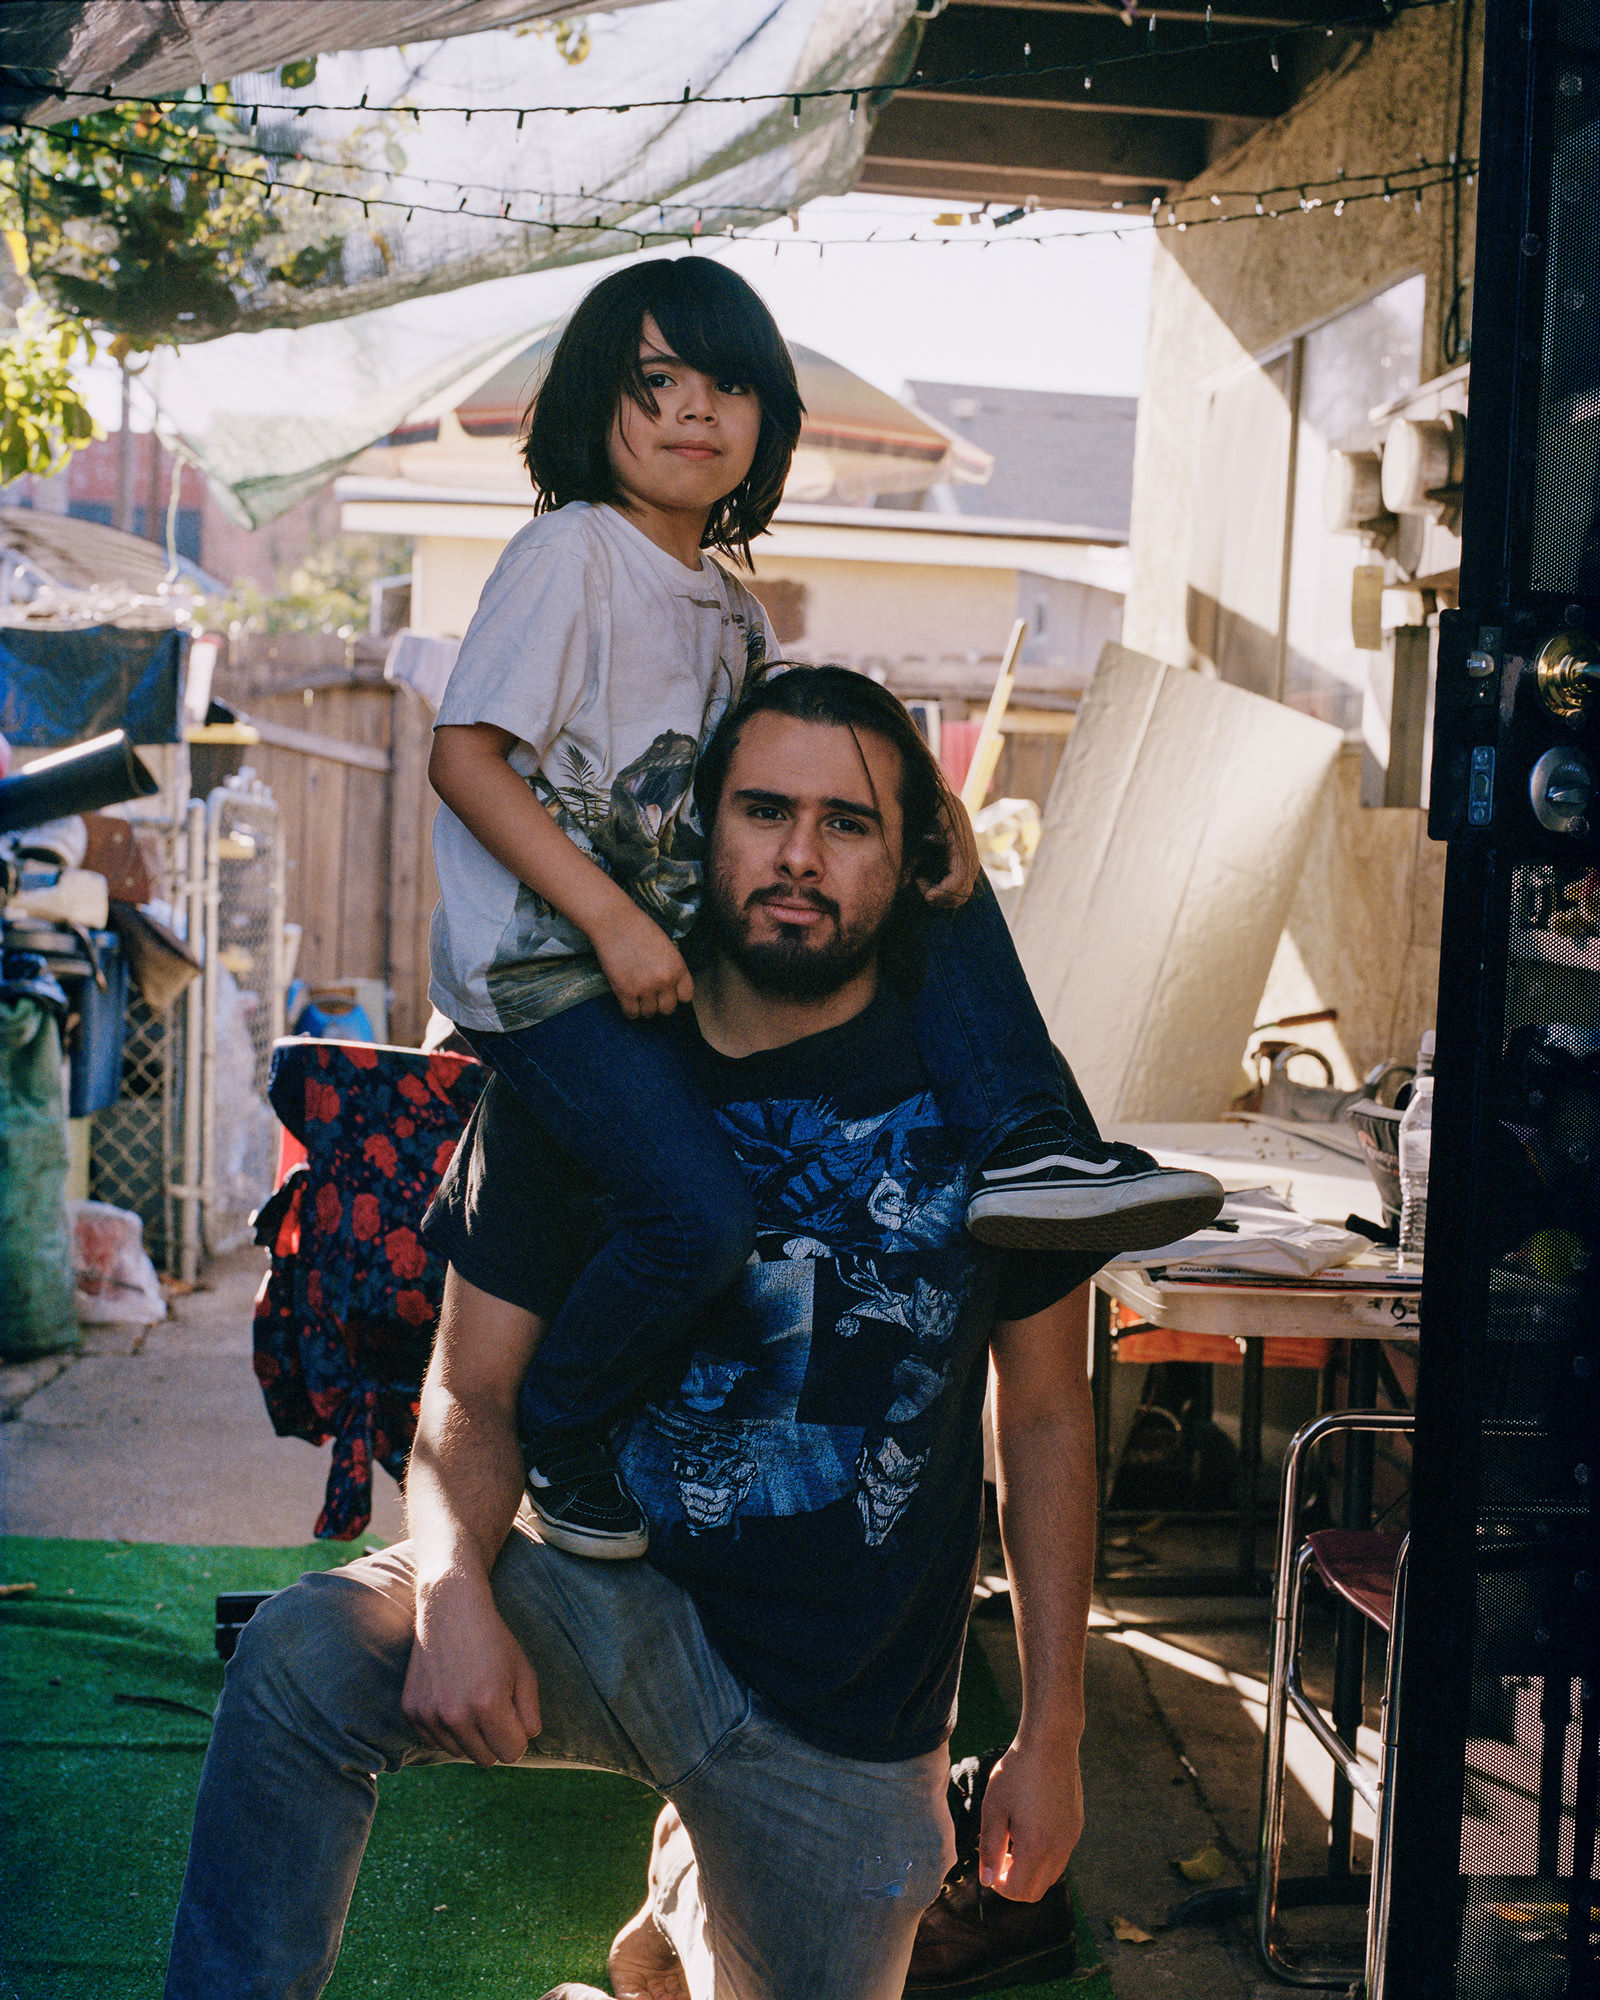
[692,195,1153,400]
[83,193,1154,434]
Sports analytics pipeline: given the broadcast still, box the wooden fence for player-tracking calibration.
[211,634,437,1046]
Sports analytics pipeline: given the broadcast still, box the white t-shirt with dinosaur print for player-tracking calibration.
[428,500,775,1034]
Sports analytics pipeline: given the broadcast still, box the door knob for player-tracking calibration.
[1535,631,1600,722]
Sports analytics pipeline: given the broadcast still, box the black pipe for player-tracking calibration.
[0,731,160,836]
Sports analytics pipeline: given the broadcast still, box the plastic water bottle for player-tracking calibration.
[1398,1074,1433,1269]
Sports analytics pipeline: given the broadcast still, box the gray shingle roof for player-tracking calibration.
[903,382,1137,539]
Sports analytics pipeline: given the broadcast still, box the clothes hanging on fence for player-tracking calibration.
[253,1037,484,1538]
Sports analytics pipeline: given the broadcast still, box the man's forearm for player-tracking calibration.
[399,1273,548,1766]
[992,1365,1096,1751]
[978,1287,1097,1898]
[405,1375,528,1588]
[405,1270,545,1588]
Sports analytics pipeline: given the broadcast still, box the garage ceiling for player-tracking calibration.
[859,0,1374,210]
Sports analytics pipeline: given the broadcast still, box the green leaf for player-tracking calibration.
[279,58,318,90]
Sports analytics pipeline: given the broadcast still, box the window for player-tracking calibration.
[1187,275,1426,731]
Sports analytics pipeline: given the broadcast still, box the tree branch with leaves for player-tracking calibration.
[0,83,373,347]
[0,230,102,482]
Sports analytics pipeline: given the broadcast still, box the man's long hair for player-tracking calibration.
[693,665,981,991]
[521,260,805,569]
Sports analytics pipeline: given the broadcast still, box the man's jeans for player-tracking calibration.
[164,1524,955,2000]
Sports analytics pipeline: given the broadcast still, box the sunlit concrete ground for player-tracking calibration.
[0,1248,1378,1997]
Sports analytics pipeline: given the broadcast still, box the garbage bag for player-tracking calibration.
[67,1200,166,1326]
[0,989,79,1357]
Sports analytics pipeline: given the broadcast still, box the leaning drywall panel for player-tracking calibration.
[1013,643,1342,1123]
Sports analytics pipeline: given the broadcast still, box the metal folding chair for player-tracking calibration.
[1256,1406,1415,1992]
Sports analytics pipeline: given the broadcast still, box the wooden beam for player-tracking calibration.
[852,155,1173,207]
[947,0,1357,24]
[905,76,1278,122]
[864,94,1208,186]
[239,715,393,772]
[905,8,1291,119]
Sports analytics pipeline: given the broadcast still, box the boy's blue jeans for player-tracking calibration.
[464,877,1095,1443]
[163,1527,953,2000]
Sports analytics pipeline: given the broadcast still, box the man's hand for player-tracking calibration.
[402,1271,549,1768]
[985,1286,1097,1900]
[594,905,695,1018]
[977,1736,1085,1901]
[402,1569,543,1768]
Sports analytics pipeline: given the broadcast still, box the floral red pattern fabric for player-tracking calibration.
[252,1039,484,1539]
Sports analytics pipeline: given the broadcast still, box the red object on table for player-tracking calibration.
[1109,1299,1335,1371]
[939,718,983,795]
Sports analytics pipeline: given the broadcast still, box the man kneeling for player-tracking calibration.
[164,668,1101,2000]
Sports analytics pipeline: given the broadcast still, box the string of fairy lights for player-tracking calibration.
[7,117,1476,252]
[0,0,1448,124]
[0,0,1468,256]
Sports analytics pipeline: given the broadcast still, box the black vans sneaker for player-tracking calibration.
[965,1114,1224,1256]
[525,1436,649,1560]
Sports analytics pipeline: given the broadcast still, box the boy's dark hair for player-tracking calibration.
[694,665,981,991]
[522,259,804,568]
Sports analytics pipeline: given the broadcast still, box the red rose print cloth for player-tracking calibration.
[253,1039,485,1538]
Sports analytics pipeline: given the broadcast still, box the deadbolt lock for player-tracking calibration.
[1530,744,1595,836]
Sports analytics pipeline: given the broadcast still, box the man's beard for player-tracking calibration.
[704,868,889,1000]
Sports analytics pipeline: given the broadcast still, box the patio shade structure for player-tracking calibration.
[858,0,1418,212]
[0,1,694,124]
[6,0,923,342]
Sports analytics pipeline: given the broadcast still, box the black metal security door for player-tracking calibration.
[1382,2,1600,1995]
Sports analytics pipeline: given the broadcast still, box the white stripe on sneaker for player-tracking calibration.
[980,1153,1124,1182]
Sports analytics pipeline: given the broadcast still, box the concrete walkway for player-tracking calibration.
[0,1250,1322,1999]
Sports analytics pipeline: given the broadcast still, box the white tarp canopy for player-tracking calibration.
[19,0,927,523]
[143,280,994,527]
[16,0,920,339]
[4,1,711,123]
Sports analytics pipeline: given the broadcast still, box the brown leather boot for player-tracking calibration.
[903,1750,1080,1996]
[905,1869,1079,1995]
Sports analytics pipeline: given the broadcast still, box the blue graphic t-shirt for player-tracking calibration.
[612,992,1085,1762]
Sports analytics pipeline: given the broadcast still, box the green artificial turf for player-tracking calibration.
[0,1538,1107,2000]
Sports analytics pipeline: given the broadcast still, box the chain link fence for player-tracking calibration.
[87,814,186,1270]
[84,773,286,1274]
[200,773,287,1259]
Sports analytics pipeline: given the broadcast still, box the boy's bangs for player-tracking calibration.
[626,284,788,410]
